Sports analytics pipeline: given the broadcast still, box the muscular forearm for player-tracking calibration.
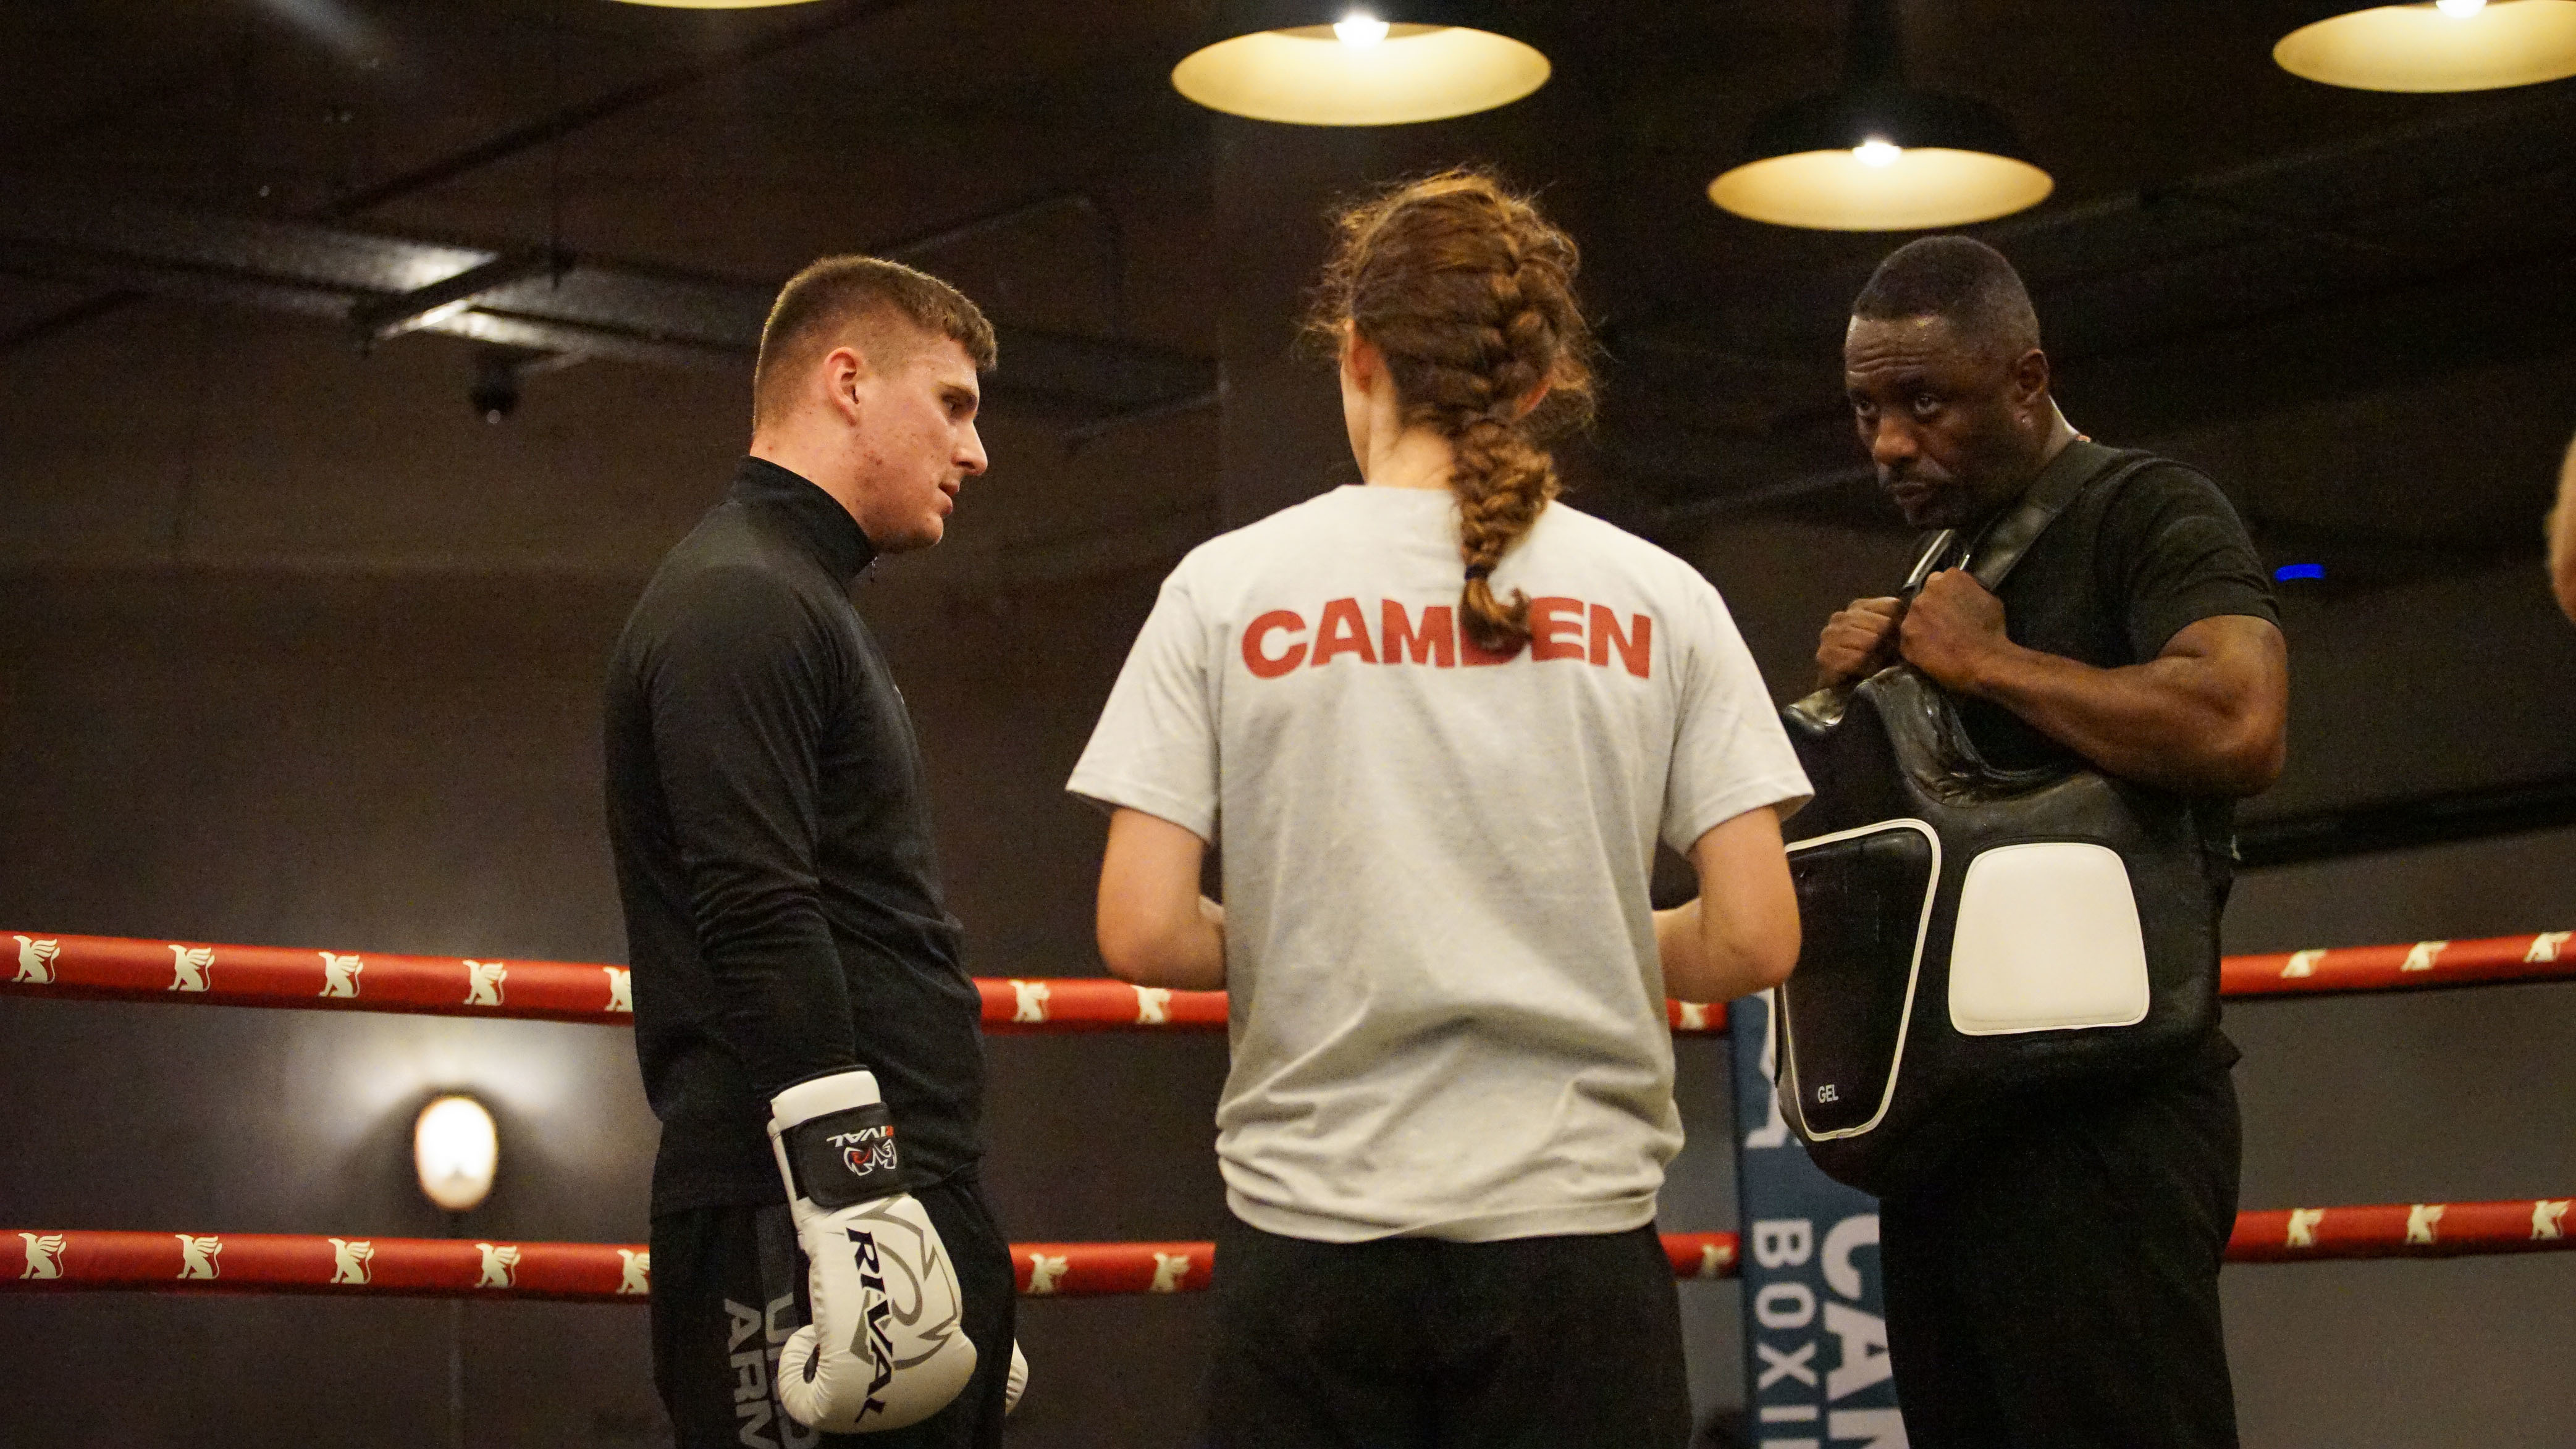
[1964,640,2279,797]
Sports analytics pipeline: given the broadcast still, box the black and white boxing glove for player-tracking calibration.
[767,1068,978,1433]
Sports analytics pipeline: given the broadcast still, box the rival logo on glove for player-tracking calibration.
[833,1125,900,1186]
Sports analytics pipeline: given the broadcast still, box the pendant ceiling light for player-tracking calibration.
[1171,2,1551,126]
[1709,0,2053,232]
[2275,0,2576,91]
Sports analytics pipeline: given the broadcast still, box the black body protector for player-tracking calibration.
[1775,441,2222,1195]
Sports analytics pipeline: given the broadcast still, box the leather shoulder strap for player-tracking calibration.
[1962,440,2159,592]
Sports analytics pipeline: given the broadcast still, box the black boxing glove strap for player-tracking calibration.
[781,1102,904,1211]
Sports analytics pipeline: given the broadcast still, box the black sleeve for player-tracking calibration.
[646,565,858,1096]
[2102,462,2281,661]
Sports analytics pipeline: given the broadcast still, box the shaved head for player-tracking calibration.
[752,256,996,432]
[1852,235,2040,361]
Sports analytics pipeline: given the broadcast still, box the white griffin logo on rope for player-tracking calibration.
[169,945,214,993]
[175,1235,223,1281]
[617,1249,650,1295]
[19,1233,66,1280]
[329,1238,374,1285]
[1011,979,1051,1023]
[2532,1200,2569,1241]
[318,952,363,999]
[1025,1253,1069,1295]
[13,936,59,985]
[602,966,633,1014]
[2285,1208,2325,1248]
[2400,940,2449,974]
[2527,932,2571,964]
[476,1243,521,1289]
[2406,1204,2446,1244]
[463,960,507,1007]
[1149,1253,1192,1293]
[1134,986,1171,1025]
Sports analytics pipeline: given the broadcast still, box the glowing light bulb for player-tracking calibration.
[415,1094,499,1213]
[1334,10,1391,46]
[1854,138,1903,168]
[2436,0,2485,15]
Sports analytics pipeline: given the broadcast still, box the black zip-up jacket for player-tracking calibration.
[604,457,983,1212]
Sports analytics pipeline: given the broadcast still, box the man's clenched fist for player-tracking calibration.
[1816,595,1903,690]
[1897,569,2010,694]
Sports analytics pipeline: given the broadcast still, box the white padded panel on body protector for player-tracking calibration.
[1948,842,2150,1035]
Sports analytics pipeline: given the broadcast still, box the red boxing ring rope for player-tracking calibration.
[0,930,1728,1032]
[0,1230,1735,1302]
[10,927,2572,1033]
[7,1201,2564,1303]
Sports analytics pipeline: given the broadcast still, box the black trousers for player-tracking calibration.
[649,1174,1017,1449]
[1208,1211,1693,1449]
[1879,1059,2242,1449]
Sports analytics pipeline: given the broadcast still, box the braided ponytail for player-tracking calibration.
[1309,170,1596,653]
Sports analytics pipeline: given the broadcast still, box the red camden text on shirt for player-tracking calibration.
[1240,598,1653,680]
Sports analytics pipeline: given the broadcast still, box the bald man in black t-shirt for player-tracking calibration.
[1812,238,2288,1449]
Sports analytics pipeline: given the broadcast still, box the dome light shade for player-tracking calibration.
[2275,1,2576,91]
[1712,149,2055,232]
[415,1094,499,1214]
[1711,86,2053,232]
[1171,6,1549,126]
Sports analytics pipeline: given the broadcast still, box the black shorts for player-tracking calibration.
[1207,1211,1691,1449]
[649,1174,1017,1449]
[1879,1057,2242,1449]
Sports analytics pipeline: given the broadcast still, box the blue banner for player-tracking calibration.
[1729,989,1906,1448]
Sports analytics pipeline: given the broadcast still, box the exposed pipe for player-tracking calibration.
[2,0,912,355]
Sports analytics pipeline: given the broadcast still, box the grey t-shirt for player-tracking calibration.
[1069,486,1811,1243]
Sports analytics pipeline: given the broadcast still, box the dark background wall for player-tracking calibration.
[6,2,2576,1442]
[6,292,2574,1447]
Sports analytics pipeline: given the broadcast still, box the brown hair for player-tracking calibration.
[1308,169,1596,653]
[753,256,998,431]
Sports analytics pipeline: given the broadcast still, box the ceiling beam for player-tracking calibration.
[0,185,1217,421]
[1,1,915,355]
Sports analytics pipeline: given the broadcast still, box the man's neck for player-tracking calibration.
[749,432,869,534]
[1964,403,2084,538]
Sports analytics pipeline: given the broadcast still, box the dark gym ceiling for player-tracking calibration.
[5,1,2574,583]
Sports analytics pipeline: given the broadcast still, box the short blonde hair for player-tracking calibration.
[752,256,996,429]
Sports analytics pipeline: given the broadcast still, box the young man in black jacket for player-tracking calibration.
[1812,237,2289,1449]
[605,257,1012,1448]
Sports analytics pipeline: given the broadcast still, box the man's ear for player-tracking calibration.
[2010,346,2052,412]
[822,344,872,419]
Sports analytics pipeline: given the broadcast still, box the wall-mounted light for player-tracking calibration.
[1709,0,2052,232]
[1171,2,1549,126]
[2275,1,2576,92]
[415,1095,499,1213]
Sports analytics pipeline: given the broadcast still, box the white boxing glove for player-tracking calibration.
[1006,1340,1028,1416]
[767,1069,978,1433]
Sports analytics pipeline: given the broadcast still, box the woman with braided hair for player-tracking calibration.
[1069,170,1809,1448]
